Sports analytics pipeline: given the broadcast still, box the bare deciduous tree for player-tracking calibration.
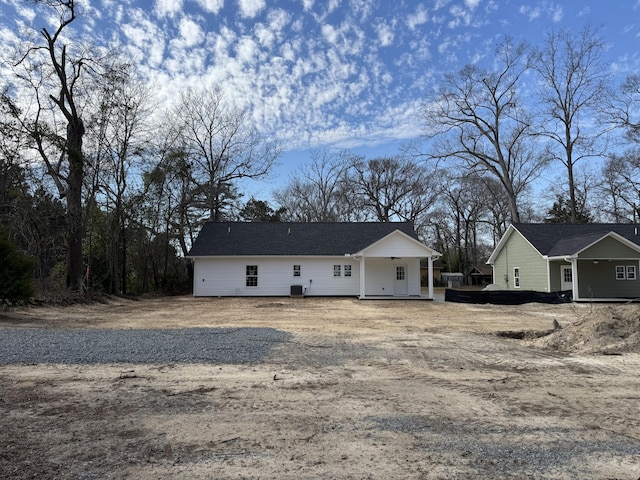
[84,67,155,294]
[606,74,640,144]
[274,150,353,222]
[7,0,100,291]
[422,38,546,223]
[532,23,610,223]
[600,149,640,222]
[346,155,440,225]
[167,84,281,221]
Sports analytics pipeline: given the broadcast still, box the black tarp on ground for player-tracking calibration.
[445,289,572,305]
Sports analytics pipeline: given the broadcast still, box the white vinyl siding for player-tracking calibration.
[363,258,421,296]
[194,257,360,296]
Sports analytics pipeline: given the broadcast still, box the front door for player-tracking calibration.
[560,265,573,291]
[394,265,408,296]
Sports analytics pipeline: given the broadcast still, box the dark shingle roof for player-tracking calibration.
[187,222,418,257]
[513,223,640,256]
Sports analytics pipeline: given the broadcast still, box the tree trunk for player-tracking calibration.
[66,119,85,292]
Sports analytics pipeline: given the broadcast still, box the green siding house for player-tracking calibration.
[487,224,640,301]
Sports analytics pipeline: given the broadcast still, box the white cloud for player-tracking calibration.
[350,0,375,21]
[236,35,259,65]
[302,0,314,11]
[194,0,224,14]
[238,0,266,18]
[407,5,428,30]
[320,21,366,56]
[280,42,296,62]
[434,0,451,9]
[550,5,563,22]
[254,23,274,47]
[254,9,290,48]
[178,17,204,47]
[465,0,480,9]
[121,8,166,67]
[12,2,36,22]
[376,22,394,47]
[448,5,469,28]
[155,0,183,17]
[321,24,338,44]
[519,6,540,21]
[267,8,290,31]
[519,2,563,22]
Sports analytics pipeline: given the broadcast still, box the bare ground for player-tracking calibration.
[1,294,639,479]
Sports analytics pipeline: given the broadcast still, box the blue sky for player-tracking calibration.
[2,0,640,201]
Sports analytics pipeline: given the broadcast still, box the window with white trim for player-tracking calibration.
[333,265,341,277]
[627,265,637,280]
[246,265,258,287]
[513,267,520,288]
[616,265,626,280]
[344,265,352,277]
[293,265,301,277]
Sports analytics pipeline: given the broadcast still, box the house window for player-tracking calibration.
[293,265,301,277]
[246,265,258,287]
[513,267,520,288]
[333,265,341,277]
[627,265,637,280]
[344,265,352,277]
[616,266,626,280]
[396,266,405,280]
[563,267,572,284]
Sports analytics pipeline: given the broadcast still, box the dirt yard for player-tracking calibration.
[1,294,639,479]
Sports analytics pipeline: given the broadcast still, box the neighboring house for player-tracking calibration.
[187,222,441,299]
[466,265,493,286]
[487,223,640,301]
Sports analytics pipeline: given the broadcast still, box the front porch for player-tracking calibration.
[551,258,640,301]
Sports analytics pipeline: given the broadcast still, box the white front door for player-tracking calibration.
[394,265,408,295]
[560,265,573,291]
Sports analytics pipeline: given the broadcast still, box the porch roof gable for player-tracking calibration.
[354,229,441,258]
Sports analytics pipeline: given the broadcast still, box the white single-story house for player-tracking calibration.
[187,222,441,299]
[487,223,640,301]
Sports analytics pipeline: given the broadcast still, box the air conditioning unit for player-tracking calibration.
[290,285,304,297]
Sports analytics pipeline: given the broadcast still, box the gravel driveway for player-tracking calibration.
[0,327,291,364]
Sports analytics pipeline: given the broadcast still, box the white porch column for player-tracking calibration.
[360,256,366,299]
[428,256,434,299]
[571,258,579,301]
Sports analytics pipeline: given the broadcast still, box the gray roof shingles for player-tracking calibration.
[187,222,418,257]
[513,223,640,256]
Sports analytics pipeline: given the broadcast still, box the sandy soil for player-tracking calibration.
[1,294,639,479]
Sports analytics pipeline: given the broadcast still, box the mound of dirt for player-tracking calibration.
[533,305,640,355]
